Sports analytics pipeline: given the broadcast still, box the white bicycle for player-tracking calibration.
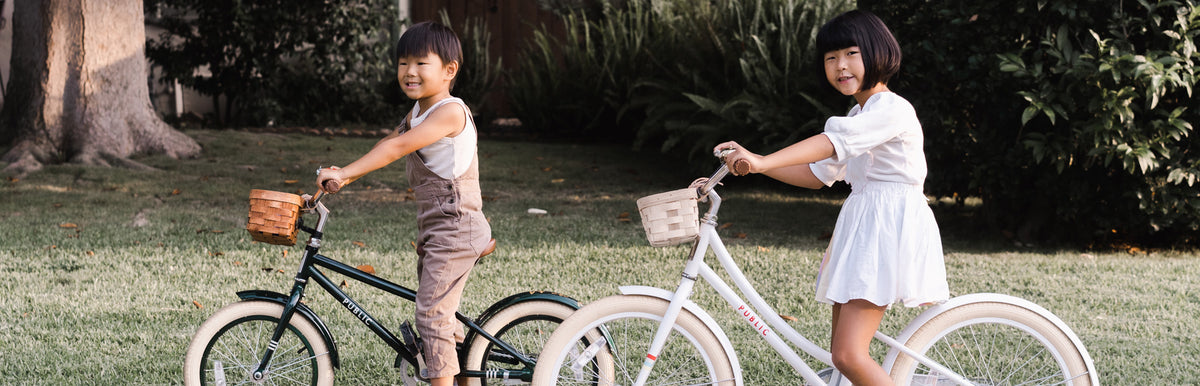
[532,152,1098,385]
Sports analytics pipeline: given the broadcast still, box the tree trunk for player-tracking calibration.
[0,0,200,177]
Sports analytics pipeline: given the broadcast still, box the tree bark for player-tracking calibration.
[0,0,200,177]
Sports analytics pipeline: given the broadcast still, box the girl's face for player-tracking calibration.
[397,52,458,105]
[824,46,866,96]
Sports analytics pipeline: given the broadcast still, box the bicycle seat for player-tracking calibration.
[480,239,497,258]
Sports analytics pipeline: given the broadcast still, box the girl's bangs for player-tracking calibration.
[817,22,858,54]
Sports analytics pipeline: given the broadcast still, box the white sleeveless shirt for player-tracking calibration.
[409,97,477,179]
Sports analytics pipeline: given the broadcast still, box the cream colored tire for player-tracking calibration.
[532,295,734,385]
[184,301,334,386]
[890,302,1092,386]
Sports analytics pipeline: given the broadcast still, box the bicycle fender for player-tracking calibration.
[619,286,744,386]
[474,291,582,326]
[880,293,1097,384]
[237,290,341,368]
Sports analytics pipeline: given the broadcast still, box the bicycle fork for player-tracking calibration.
[251,277,310,381]
[634,242,710,386]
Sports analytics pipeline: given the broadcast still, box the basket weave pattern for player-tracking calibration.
[246,189,303,246]
[636,188,700,247]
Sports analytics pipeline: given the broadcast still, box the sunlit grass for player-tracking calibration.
[0,130,1196,384]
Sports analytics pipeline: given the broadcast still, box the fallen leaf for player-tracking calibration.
[780,314,798,322]
[353,241,366,247]
[757,246,770,252]
[735,232,747,239]
[719,222,734,230]
[282,250,289,258]
[234,261,243,266]
[210,251,224,256]
[59,223,78,228]
[86,251,95,256]
[172,188,182,195]
[7,176,17,182]
[193,301,204,309]
[542,167,552,172]
[284,180,299,184]
[410,241,417,249]
[211,230,224,234]
[550,178,565,183]
[340,280,348,289]
[53,203,63,208]
[357,264,376,275]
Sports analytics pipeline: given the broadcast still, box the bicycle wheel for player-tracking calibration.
[463,300,606,385]
[184,300,334,386]
[889,302,1092,386]
[533,295,735,386]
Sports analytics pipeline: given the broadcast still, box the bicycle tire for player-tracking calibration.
[184,300,334,386]
[889,301,1093,386]
[532,295,735,385]
[462,300,606,385]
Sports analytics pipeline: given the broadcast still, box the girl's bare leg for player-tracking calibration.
[831,299,893,385]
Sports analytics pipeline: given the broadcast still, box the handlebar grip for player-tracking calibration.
[732,159,751,176]
[322,179,341,194]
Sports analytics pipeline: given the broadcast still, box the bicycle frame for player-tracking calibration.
[250,199,535,381]
[636,178,974,386]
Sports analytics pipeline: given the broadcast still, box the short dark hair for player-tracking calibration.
[395,21,463,86]
[816,10,902,91]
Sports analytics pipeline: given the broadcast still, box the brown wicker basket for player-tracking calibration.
[636,188,700,247]
[246,189,304,245]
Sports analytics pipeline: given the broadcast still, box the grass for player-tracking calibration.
[1,129,1197,384]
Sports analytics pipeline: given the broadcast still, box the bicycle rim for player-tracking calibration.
[185,301,333,386]
[890,302,1092,386]
[464,301,576,385]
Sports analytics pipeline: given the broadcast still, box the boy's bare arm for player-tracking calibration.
[322,106,464,189]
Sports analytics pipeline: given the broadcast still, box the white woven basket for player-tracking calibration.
[636,188,700,247]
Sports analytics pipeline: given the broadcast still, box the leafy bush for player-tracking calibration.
[863,0,1199,246]
[507,0,851,147]
[147,0,398,126]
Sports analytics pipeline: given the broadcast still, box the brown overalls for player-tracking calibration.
[403,103,491,378]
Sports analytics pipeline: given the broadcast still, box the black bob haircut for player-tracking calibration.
[394,21,463,87]
[816,10,902,91]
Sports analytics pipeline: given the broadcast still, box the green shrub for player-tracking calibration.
[506,0,851,147]
[864,0,1199,246]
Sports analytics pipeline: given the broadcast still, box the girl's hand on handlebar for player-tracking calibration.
[713,141,760,176]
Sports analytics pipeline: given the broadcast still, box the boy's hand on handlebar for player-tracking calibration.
[316,166,346,194]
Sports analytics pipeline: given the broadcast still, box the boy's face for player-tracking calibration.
[823,46,866,96]
[397,52,458,101]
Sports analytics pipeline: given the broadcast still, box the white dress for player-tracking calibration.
[809,92,949,307]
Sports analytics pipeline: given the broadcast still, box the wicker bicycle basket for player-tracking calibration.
[246,189,304,246]
[636,188,700,247]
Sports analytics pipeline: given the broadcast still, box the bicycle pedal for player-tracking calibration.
[397,321,431,379]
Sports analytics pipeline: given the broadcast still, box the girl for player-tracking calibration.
[715,10,949,385]
[316,21,490,386]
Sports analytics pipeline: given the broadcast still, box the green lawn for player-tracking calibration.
[1,130,1196,384]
